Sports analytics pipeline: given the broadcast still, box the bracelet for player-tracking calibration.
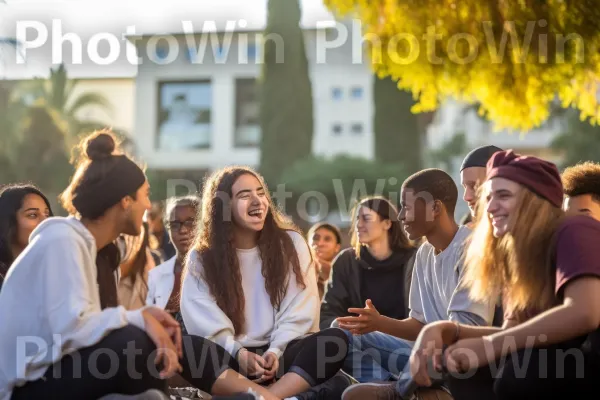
[453,321,461,343]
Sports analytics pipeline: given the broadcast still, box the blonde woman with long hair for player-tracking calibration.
[408,150,600,400]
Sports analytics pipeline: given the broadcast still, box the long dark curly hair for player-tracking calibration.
[188,166,307,334]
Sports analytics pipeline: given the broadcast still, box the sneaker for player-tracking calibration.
[341,382,407,400]
[293,371,355,400]
[168,387,203,399]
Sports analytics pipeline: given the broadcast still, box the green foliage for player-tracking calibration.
[325,0,600,132]
[15,107,72,191]
[551,110,600,169]
[279,155,408,214]
[13,64,112,146]
[259,0,314,186]
[0,65,116,213]
[374,76,422,173]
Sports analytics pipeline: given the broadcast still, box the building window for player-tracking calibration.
[350,123,364,134]
[155,45,169,60]
[185,44,226,63]
[332,123,343,135]
[157,81,212,151]
[247,43,257,62]
[331,87,342,101]
[186,47,197,63]
[235,78,261,147]
[350,86,364,99]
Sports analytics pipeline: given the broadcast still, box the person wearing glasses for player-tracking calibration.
[146,196,200,319]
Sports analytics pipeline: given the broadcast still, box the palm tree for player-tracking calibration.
[0,65,115,213]
[13,64,112,146]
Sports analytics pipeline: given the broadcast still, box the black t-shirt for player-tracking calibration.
[359,247,411,320]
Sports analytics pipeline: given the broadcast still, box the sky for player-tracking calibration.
[0,0,337,79]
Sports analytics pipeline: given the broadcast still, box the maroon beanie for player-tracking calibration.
[486,150,563,208]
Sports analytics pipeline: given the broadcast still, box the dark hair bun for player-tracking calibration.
[86,133,115,161]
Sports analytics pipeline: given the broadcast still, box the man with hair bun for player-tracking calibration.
[0,130,277,400]
[0,130,180,399]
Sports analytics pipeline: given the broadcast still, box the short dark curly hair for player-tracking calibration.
[401,168,458,214]
[562,161,600,202]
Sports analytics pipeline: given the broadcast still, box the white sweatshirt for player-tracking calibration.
[0,217,146,400]
[181,230,319,359]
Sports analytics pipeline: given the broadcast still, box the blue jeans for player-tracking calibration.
[342,330,414,383]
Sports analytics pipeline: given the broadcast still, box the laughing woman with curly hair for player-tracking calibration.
[181,166,351,400]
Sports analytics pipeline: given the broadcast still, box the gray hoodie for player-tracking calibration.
[0,216,146,400]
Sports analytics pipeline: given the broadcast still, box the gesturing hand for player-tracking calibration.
[237,348,267,380]
[336,299,382,335]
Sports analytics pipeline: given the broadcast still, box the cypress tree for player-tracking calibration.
[374,76,422,174]
[259,0,313,186]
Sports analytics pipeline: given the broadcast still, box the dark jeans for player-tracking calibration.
[244,328,349,387]
[11,326,234,399]
[446,342,600,400]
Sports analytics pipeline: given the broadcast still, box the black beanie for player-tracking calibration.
[460,145,503,172]
[72,155,146,219]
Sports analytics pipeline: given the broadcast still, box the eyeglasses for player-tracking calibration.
[168,219,196,232]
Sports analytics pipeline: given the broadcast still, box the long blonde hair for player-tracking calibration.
[463,187,563,320]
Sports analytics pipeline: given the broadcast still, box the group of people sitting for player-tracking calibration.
[1,128,600,400]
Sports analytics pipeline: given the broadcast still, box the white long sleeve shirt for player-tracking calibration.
[0,217,146,400]
[181,230,319,359]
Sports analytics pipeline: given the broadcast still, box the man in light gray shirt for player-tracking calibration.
[336,169,494,386]
[409,224,489,327]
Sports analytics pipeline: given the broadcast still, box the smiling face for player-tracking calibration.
[121,181,152,236]
[399,189,436,241]
[484,177,522,237]
[461,166,487,217]
[15,193,51,250]
[563,194,600,221]
[355,206,391,245]
[309,227,341,262]
[231,173,269,232]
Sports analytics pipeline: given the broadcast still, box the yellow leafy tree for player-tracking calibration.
[324,0,600,132]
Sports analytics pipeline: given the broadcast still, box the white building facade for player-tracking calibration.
[130,21,376,173]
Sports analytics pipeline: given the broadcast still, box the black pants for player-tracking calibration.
[446,342,600,400]
[244,328,349,387]
[11,326,234,399]
[12,326,347,398]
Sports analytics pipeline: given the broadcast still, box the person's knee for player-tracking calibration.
[180,335,237,383]
[319,328,350,354]
[337,327,354,344]
[183,335,234,367]
[106,325,155,354]
[322,328,350,344]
